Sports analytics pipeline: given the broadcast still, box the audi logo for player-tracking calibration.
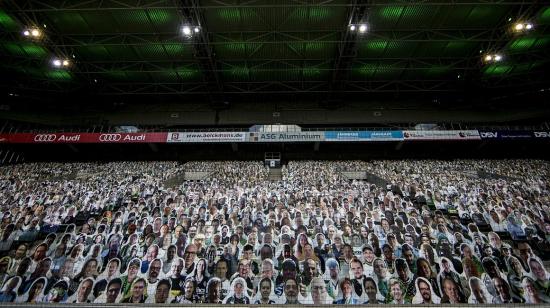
[33,134,57,142]
[99,134,122,142]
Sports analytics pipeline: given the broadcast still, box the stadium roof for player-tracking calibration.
[1,0,549,107]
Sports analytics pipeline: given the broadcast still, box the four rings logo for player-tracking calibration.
[99,134,122,142]
[34,134,57,142]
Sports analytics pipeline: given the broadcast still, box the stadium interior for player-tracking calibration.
[1,0,550,306]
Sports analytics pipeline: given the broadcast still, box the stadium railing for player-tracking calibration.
[2,121,550,134]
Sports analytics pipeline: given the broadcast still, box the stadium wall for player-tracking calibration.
[2,104,549,126]
[2,140,549,163]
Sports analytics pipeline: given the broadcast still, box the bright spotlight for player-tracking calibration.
[182,26,191,36]
[349,24,356,31]
[24,28,42,38]
[514,23,524,31]
[62,60,70,67]
[53,59,62,67]
[483,53,504,63]
[525,23,533,30]
[359,24,367,33]
[194,27,200,33]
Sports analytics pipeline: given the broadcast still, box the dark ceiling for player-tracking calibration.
[1,0,549,109]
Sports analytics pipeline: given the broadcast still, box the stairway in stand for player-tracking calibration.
[268,168,282,181]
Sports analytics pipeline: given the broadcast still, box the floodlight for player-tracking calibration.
[53,59,62,67]
[359,24,367,33]
[62,60,70,67]
[483,53,504,63]
[525,23,533,30]
[23,28,42,38]
[194,27,200,33]
[349,24,356,31]
[514,23,524,31]
[182,26,191,35]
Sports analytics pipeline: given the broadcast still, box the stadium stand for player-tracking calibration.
[0,160,549,304]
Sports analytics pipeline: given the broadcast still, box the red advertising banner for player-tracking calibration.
[0,133,168,143]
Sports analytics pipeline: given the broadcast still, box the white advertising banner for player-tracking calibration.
[402,130,481,140]
[166,132,246,143]
[248,132,325,142]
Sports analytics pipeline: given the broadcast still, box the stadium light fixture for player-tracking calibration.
[513,22,534,32]
[23,28,42,39]
[349,24,356,31]
[181,25,200,38]
[359,24,367,33]
[483,53,503,63]
[52,58,70,68]
[182,26,192,36]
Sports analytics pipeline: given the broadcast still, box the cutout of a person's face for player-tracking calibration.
[132,280,145,299]
[234,282,244,297]
[260,280,271,300]
[311,279,327,304]
[418,280,431,302]
[108,260,119,277]
[390,283,403,301]
[341,281,352,298]
[208,282,221,302]
[364,280,377,301]
[443,279,460,303]
[128,263,139,279]
[106,282,121,303]
[374,260,387,277]
[77,280,93,302]
[29,281,45,300]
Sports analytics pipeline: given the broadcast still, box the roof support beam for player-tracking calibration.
[327,0,368,104]
[43,29,514,50]
[10,1,537,12]
[178,0,225,109]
